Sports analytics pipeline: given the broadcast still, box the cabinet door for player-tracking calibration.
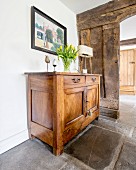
[86,85,99,113]
[64,87,86,127]
[63,87,86,144]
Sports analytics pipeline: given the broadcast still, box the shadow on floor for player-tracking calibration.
[65,126,121,170]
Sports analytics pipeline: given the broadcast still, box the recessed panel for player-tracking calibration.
[32,90,53,130]
[64,92,83,125]
[87,87,98,111]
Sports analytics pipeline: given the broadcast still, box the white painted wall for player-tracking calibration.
[0,0,78,154]
[120,15,136,41]
[59,0,111,14]
[120,45,136,51]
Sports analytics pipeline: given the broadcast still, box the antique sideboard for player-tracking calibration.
[25,72,100,156]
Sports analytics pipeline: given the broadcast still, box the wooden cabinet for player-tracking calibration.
[120,49,136,95]
[25,72,100,155]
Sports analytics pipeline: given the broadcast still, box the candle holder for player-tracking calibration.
[53,59,57,72]
[45,56,50,72]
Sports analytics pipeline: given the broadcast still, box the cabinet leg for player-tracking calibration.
[30,134,35,140]
[95,116,99,121]
[53,147,64,156]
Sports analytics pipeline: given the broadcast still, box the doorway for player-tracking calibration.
[119,16,136,126]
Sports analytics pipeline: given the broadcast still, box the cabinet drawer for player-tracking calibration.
[64,76,85,88]
[86,76,99,84]
[63,122,82,144]
[63,115,84,144]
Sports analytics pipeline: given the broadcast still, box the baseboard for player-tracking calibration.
[100,107,119,119]
[0,130,29,154]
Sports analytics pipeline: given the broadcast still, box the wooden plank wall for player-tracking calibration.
[77,0,136,118]
[120,49,136,95]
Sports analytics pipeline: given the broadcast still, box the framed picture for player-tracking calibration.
[31,6,67,55]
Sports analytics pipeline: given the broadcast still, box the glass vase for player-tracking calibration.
[62,59,72,72]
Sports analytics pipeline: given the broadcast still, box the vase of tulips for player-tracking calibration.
[57,44,78,72]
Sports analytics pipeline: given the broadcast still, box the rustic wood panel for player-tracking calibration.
[31,122,53,147]
[86,85,99,112]
[77,0,136,116]
[120,51,128,86]
[120,38,136,46]
[102,23,120,110]
[90,27,105,97]
[64,91,83,125]
[119,52,124,86]
[86,75,99,84]
[77,0,136,21]
[30,76,53,91]
[64,86,86,124]
[63,116,84,145]
[120,86,134,92]
[120,49,136,94]
[120,50,135,86]
[135,49,136,94]
[128,50,135,85]
[120,86,135,95]
[32,90,53,130]
[77,1,136,31]
[124,51,128,85]
[53,75,64,156]
[64,75,86,89]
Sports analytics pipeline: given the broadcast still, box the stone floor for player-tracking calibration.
[1,95,136,170]
[65,126,122,170]
[119,95,136,127]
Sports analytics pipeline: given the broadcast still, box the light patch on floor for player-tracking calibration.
[119,95,136,127]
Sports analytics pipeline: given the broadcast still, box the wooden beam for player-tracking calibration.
[77,1,136,31]
[120,38,136,46]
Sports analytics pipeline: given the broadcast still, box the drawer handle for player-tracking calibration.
[87,110,93,116]
[72,78,80,83]
[92,77,96,82]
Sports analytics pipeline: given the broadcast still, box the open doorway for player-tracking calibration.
[119,16,136,126]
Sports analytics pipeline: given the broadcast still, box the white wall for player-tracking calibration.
[59,0,111,14]
[120,15,136,41]
[0,0,78,154]
[120,45,136,51]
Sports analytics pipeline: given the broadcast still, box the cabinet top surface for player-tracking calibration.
[25,72,101,76]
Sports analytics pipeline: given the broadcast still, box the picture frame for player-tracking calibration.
[31,6,67,55]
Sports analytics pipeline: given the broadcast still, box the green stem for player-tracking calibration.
[62,59,72,72]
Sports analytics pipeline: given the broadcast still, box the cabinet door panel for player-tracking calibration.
[86,85,99,112]
[64,87,85,126]
[32,90,53,130]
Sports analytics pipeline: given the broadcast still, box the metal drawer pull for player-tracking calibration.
[87,110,93,116]
[72,78,80,83]
[92,77,96,82]
[129,62,135,64]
